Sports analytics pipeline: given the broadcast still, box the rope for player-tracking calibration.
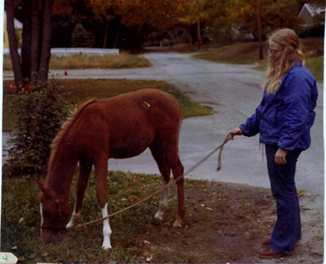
[71,132,232,229]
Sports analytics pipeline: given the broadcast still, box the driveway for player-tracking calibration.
[3,51,324,195]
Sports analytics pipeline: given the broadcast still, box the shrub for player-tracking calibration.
[3,79,69,178]
[71,22,95,48]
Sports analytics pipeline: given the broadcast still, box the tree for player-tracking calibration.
[5,0,22,89]
[178,0,207,49]
[89,0,190,47]
[5,0,55,89]
[71,22,95,47]
[202,0,307,44]
[5,0,70,178]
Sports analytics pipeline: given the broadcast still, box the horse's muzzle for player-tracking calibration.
[41,228,60,244]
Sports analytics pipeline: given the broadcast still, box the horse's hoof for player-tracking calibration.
[102,246,112,251]
[172,219,182,228]
[172,223,182,229]
[102,243,112,251]
[102,239,112,250]
[152,217,162,226]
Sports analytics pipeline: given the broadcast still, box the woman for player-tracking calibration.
[230,28,318,258]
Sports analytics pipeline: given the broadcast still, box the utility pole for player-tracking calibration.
[257,0,263,60]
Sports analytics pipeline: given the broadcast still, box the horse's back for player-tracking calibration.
[98,88,182,129]
[109,89,181,119]
[62,89,182,159]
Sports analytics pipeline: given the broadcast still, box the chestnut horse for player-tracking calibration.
[37,89,185,249]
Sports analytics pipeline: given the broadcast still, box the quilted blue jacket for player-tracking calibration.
[239,61,318,151]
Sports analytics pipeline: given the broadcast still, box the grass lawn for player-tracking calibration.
[1,171,276,263]
[193,38,324,83]
[3,52,151,71]
[2,170,322,263]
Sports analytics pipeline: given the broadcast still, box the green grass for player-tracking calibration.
[305,56,324,83]
[1,171,276,263]
[3,52,151,71]
[194,42,266,64]
[192,38,324,83]
[2,79,214,131]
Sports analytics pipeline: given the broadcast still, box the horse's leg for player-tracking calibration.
[154,163,170,223]
[150,141,185,228]
[94,152,112,250]
[170,156,185,228]
[66,160,92,228]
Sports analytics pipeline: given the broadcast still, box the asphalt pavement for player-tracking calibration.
[2,51,324,195]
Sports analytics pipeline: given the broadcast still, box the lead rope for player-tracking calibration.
[71,132,233,229]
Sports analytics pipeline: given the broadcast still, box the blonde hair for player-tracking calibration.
[264,28,305,94]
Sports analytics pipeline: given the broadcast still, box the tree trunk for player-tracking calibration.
[197,19,201,50]
[30,0,40,85]
[102,18,108,49]
[5,0,23,89]
[38,0,54,84]
[257,0,263,60]
[21,0,32,83]
[113,20,121,49]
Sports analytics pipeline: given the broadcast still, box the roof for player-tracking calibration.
[298,3,325,17]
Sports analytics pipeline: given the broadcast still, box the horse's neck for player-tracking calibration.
[46,151,77,202]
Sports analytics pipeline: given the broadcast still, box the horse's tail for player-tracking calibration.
[48,98,98,166]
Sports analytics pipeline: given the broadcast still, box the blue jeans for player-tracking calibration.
[265,144,302,254]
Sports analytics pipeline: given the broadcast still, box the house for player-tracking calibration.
[298,3,325,26]
[3,12,23,51]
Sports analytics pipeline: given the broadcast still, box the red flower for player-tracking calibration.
[9,84,17,92]
[24,84,31,91]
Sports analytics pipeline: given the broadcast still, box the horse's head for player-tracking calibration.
[37,179,69,244]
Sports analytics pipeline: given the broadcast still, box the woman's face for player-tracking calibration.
[268,40,283,65]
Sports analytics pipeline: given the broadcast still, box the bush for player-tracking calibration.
[3,79,69,178]
[71,22,95,48]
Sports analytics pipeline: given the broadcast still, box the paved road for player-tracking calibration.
[3,51,324,195]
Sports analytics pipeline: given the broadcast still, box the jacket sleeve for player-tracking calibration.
[278,70,316,150]
[239,101,262,137]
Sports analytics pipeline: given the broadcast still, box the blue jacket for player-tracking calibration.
[239,61,318,151]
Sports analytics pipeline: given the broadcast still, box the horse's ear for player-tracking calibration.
[36,178,46,193]
[36,178,54,200]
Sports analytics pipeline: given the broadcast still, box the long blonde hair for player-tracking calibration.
[264,28,305,94]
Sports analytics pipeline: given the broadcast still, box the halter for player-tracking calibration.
[41,198,68,230]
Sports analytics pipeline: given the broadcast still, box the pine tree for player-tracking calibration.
[71,23,95,47]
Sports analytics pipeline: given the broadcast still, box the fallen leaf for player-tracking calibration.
[143,240,151,245]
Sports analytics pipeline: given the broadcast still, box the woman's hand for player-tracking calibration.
[275,148,288,164]
[230,127,243,139]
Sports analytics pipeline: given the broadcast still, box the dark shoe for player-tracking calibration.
[262,238,300,247]
[259,248,293,259]
[261,238,270,246]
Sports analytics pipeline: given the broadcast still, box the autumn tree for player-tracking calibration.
[178,0,207,49]
[90,0,190,47]
[201,0,311,44]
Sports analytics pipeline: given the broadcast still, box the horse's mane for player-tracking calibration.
[48,98,97,170]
